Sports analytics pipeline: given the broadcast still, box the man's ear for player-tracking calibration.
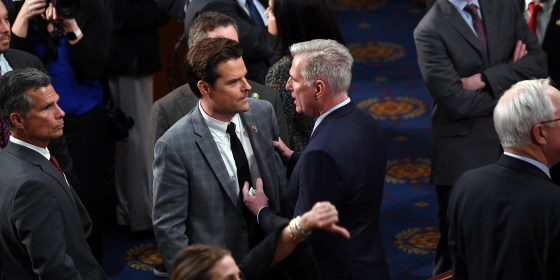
[533,123,548,146]
[197,81,211,97]
[314,80,326,100]
[9,112,24,130]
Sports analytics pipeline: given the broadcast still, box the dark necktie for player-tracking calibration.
[226,123,252,192]
[50,155,63,174]
[245,0,265,28]
[0,118,10,148]
[464,4,487,49]
[528,2,542,34]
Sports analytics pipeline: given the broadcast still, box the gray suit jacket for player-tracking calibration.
[414,0,547,185]
[0,143,106,280]
[152,99,287,271]
[146,82,287,197]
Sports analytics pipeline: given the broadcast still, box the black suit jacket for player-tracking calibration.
[414,0,548,185]
[448,155,560,279]
[0,143,106,279]
[542,0,560,86]
[183,0,275,83]
[4,49,44,70]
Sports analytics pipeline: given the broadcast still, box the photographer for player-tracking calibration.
[5,0,110,262]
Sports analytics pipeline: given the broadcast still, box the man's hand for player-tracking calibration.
[13,0,47,37]
[461,73,486,91]
[273,137,294,165]
[242,178,268,216]
[19,0,47,21]
[510,40,528,63]
[299,202,350,239]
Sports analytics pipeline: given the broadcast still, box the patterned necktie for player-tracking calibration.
[226,122,253,193]
[245,0,265,28]
[464,4,487,49]
[528,2,542,34]
[50,155,63,174]
[0,118,10,148]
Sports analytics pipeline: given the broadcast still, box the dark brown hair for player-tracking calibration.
[171,245,231,280]
[185,37,243,98]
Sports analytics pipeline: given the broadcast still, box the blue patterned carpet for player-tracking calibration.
[103,0,438,279]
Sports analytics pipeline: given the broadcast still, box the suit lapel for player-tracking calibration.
[6,143,79,208]
[191,106,240,206]
[440,0,487,60]
[239,103,281,211]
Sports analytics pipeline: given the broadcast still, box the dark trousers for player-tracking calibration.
[433,185,453,275]
[64,105,109,262]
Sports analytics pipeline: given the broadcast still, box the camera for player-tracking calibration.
[45,0,79,18]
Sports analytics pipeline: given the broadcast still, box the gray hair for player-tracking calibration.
[188,11,238,49]
[0,68,51,130]
[494,78,556,148]
[289,39,353,95]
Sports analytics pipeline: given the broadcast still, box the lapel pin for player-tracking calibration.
[556,19,560,26]
[251,92,260,99]
[252,126,258,134]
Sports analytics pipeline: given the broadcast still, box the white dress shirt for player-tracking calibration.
[199,102,261,190]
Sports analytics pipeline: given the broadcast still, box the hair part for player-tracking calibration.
[188,11,238,49]
[289,39,353,95]
[494,78,555,148]
[171,245,231,280]
[185,37,243,98]
[0,68,51,130]
[272,0,344,56]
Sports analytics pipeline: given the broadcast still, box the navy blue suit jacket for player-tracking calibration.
[273,102,389,280]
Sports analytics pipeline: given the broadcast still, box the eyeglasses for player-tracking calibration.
[540,117,560,124]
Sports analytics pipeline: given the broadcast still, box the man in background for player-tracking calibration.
[448,78,560,279]
[414,0,547,273]
[0,68,106,280]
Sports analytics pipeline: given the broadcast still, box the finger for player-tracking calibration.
[255,178,264,191]
[329,224,350,239]
[242,181,250,199]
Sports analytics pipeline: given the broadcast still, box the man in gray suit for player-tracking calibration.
[414,0,547,274]
[152,37,286,272]
[0,68,106,279]
[147,12,287,200]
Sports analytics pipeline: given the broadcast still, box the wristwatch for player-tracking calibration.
[65,29,82,41]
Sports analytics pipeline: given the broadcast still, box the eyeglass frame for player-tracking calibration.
[540,117,560,124]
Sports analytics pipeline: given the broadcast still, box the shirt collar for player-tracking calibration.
[312,97,351,134]
[198,101,241,135]
[0,53,12,75]
[524,0,555,11]
[10,135,51,160]
[504,152,551,178]
[449,0,481,10]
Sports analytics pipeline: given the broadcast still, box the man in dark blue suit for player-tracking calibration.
[448,78,560,279]
[245,39,389,280]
